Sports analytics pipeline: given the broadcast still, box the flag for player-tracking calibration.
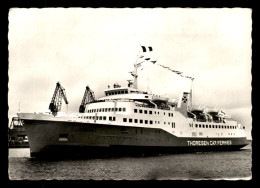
[140,45,153,52]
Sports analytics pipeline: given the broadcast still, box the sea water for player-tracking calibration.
[8,143,252,180]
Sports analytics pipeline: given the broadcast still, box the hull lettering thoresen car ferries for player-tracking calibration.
[17,47,248,158]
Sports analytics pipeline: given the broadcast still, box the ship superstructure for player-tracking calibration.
[17,46,248,157]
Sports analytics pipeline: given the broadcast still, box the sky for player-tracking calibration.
[8,8,252,139]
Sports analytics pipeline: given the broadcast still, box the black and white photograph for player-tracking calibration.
[8,8,252,180]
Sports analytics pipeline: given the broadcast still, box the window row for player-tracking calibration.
[105,90,128,96]
[123,118,175,127]
[78,116,116,121]
[87,107,126,113]
[191,124,237,129]
[134,109,174,117]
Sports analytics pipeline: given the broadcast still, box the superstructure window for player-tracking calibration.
[123,118,127,122]
[145,120,148,124]
[144,110,147,114]
[199,124,201,128]
[113,117,116,121]
[209,125,211,128]
[134,109,137,113]
[115,108,118,111]
[195,124,198,128]
[202,125,205,128]
[123,108,126,112]
[140,120,143,124]
[139,110,143,113]
[129,118,133,123]
[103,116,106,120]
[134,119,138,123]
[119,108,122,112]
[108,108,111,112]
[149,111,152,114]
[150,120,153,124]
[99,116,102,120]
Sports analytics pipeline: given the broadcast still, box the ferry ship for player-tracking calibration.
[17,47,248,158]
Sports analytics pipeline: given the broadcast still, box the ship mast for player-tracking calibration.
[132,63,138,89]
[130,50,142,89]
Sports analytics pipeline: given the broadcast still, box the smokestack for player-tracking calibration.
[177,92,190,117]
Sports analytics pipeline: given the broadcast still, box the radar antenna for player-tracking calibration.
[79,85,95,113]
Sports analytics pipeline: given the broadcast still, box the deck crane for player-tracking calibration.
[79,85,95,113]
[49,82,69,115]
